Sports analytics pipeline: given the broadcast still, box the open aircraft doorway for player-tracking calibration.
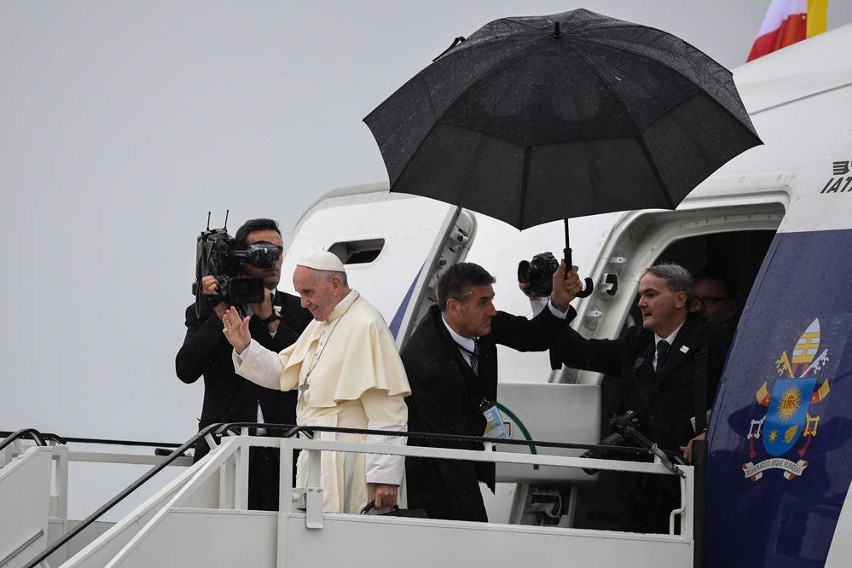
[554,200,785,532]
[559,200,786,386]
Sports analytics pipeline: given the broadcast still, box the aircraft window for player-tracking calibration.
[327,238,385,264]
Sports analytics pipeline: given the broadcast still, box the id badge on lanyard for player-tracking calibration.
[481,401,510,439]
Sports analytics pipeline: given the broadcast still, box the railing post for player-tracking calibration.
[280,437,295,515]
[304,447,324,529]
[47,445,69,565]
[234,433,250,510]
[693,439,708,568]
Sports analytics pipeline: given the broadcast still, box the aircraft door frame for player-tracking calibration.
[558,198,787,386]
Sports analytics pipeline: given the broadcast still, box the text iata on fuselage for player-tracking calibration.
[820,161,852,193]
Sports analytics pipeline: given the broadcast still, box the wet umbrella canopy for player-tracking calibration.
[364,9,762,231]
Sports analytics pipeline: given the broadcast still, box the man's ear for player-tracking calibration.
[445,297,461,320]
[329,275,343,295]
[445,297,456,315]
[674,290,688,310]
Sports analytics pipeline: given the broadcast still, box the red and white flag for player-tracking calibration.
[747,0,828,61]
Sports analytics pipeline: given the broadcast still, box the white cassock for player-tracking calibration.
[233,290,411,513]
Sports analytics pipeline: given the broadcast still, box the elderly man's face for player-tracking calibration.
[293,265,342,322]
[637,273,688,337]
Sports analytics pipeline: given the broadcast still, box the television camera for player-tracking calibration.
[192,213,281,316]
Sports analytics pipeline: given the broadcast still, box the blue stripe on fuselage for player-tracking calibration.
[707,229,852,568]
[389,262,424,339]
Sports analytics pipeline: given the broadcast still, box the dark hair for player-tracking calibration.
[644,263,694,298]
[693,266,738,299]
[437,262,496,311]
[235,218,281,247]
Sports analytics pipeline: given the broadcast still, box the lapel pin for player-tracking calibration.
[680,345,690,354]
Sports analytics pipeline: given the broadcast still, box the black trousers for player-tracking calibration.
[247,447,280,511]
[195,439,298,511]
[619,471,681,534]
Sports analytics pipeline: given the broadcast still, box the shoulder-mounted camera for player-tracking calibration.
[191,213,281,316]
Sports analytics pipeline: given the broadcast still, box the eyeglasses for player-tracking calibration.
[692,296,732,307]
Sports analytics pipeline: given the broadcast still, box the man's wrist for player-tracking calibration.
[213,303,228,321]
[235,340,251,357]
[260,313,280,326]
[549,297,570,312]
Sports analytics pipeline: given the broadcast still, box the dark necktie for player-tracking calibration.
[470,339,480,376]
[656,339,670,373]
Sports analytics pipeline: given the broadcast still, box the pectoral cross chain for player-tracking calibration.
[298,381,310,405]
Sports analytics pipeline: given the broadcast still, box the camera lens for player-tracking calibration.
[246,243,281,268]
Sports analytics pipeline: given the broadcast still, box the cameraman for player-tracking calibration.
[175,218,312,511]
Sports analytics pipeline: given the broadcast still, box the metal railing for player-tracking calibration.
[1,427,202,568]
[0,429,60,453]
[8,423,696,568]
[0,430,185,453]
[17,424,222,568]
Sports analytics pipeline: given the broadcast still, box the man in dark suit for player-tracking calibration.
[681,266,739,461]
[401,261,581,522]
[175,218,312,511]
[551,263,725,533]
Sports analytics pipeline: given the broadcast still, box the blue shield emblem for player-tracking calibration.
[762,378,815,456]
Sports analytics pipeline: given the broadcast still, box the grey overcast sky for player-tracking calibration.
[2,1,852,445]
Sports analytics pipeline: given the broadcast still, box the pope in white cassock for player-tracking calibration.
[221,250,411,514]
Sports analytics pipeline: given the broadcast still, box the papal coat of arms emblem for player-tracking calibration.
[742,319,831,481]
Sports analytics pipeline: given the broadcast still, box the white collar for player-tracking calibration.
[441,314,477,353]
[324,290,359,323]
[654,318,686,346]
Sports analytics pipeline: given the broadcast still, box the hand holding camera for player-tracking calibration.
[200,275,229,320]
[518,252,581,311]
[518,252,559,298]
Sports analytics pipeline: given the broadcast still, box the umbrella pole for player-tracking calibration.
[563,219,594,298]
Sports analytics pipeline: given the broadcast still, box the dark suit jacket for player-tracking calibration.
[175,291,312,461]
[401,304,568,521]
[551,313,725,453]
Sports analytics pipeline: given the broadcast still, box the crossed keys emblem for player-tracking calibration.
[742,319,831,481]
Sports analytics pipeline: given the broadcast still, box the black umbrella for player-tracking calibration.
[364,9,762,294]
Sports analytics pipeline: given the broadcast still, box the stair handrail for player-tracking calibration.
[0,428,60,452]
[22,423,220,568]
[23,421,677,568]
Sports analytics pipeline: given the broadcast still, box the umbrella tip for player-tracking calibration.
[552,21,562,39]
[432,36,467,62]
